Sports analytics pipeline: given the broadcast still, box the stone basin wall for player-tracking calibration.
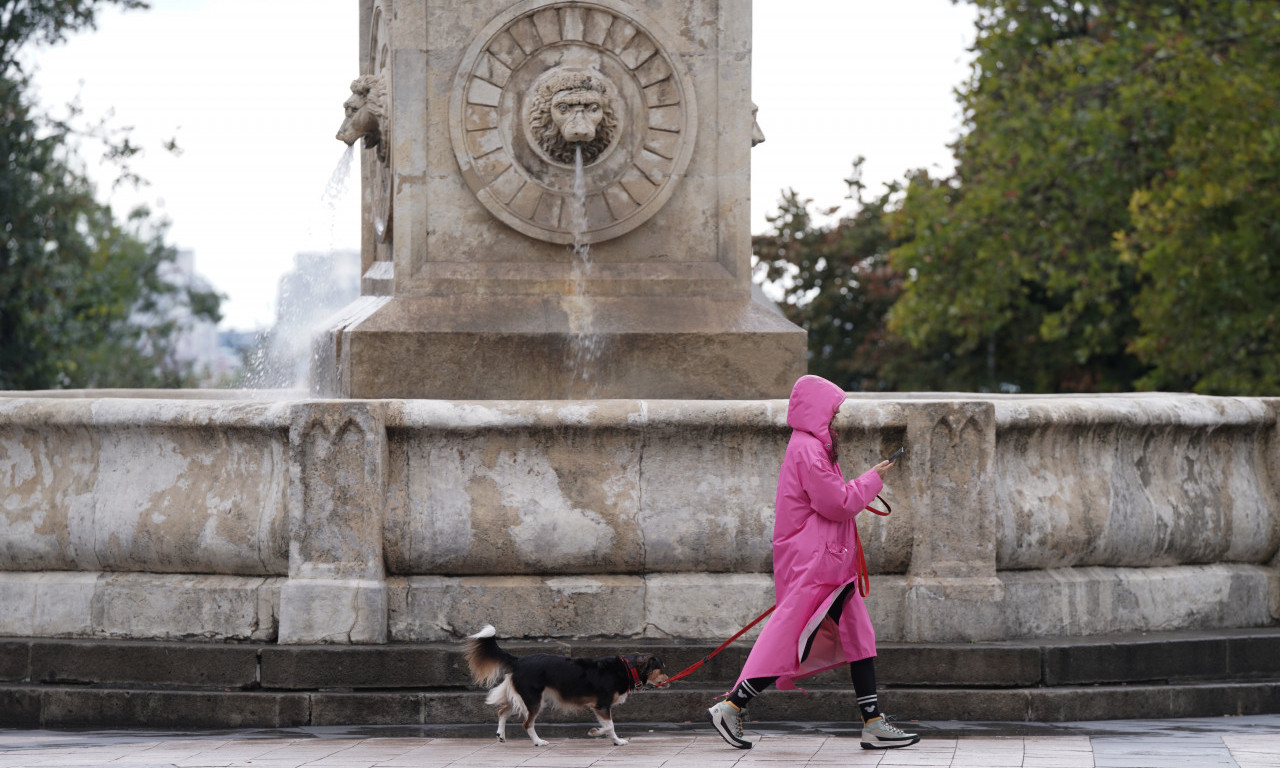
[1,391,1277,644]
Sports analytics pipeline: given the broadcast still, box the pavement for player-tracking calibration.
[2,716,1280,768]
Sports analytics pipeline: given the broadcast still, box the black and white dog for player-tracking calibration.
[464,625,668,746]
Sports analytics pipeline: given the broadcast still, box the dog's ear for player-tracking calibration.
[645,654,665,673]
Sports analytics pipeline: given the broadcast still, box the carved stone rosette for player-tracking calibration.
[450,0,697,245]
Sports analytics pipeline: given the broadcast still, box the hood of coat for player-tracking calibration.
[785,375,846,453]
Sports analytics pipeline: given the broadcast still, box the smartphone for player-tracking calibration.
[886,446,906,463]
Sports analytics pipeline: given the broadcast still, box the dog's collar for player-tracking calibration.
[621,657,644,691]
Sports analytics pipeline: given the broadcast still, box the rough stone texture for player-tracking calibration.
[992,396,1280,569]
[388,574,646,640]
[261,644,467,689]
[28,639,260,688]
[318,294,807,400]
[0,397,290,575]
[1000,564,1275,637]
[279,402,389,643]
[0,571,279,642]
[2,628,1278,725]
[1,392,1277,644]
[32,687,312,729]
[0,641,27,681]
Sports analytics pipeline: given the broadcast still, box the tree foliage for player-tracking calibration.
[1,0,222,389]
[883,0,1280,394]
[754,162,904,391]
[753,161,997,391]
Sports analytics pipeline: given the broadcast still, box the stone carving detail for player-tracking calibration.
[450,0,697,245]
[527,68,619,165]
[336,74,389,161]
[336,1,393,244]
[751,102,765,147]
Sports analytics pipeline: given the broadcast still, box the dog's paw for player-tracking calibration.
[588,727,604,738]
[495,732,505,743]
[532,737,550,747]
[612,736,630,746]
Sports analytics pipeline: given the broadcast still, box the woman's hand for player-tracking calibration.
[872,459,895,478]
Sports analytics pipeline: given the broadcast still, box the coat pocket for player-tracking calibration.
[817,542,850,586]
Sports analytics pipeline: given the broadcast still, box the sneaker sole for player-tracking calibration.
[705,709,752,750]
[860,736,920,750]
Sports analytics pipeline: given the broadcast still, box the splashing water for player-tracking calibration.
[242,145,360,393]
[565,145,605,396]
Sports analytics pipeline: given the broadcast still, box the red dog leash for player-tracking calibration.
[656,604,776,687]
[657,495,893,687]
[853,495,892,597]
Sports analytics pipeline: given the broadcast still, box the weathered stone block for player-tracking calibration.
[30,640,260,688]
[0,640,28,682]
[38,688,311,729]
[310,691,425,725]
[877,643,1041,687]
[0,686,40,727]
[1043,635,1230,686]
[261,645,464,689]
[388,574,644,641]
[96,573,279,642]
[0,572,97,637]
[643,573,774,640]
[278,579,388,644]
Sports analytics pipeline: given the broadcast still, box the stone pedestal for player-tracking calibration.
[316,0,806,399]
[278,403,388,643]
[898,401,1005,642]
[315,290,802,399]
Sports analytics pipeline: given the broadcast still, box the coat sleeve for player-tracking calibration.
[803,458,884,523]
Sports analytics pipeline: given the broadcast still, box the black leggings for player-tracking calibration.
[801,583,856,660]
[741,658,875,699]
[740,583,877,700]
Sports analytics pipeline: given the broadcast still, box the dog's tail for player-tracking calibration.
[464,625,518,688]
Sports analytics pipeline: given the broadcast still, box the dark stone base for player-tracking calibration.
[2,628,1278,728]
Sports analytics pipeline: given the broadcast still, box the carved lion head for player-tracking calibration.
[336,73,390,163]
[526,70,618,165]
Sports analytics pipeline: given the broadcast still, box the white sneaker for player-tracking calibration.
[860,716,919,749]
[706,701,752,749]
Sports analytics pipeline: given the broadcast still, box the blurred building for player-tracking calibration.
[247,250,362,388]
[144,249,242,385]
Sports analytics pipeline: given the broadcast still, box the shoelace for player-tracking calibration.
[874,717,911,736]
[719,704,747,738]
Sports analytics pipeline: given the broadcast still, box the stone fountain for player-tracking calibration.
[1,0,1277,729]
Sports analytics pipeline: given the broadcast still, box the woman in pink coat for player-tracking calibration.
[707,375,918,751]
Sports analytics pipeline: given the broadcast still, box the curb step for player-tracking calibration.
[3,680,1280,729]
[2,627,1278,728]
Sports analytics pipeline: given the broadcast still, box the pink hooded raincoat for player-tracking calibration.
[735,375,884,691]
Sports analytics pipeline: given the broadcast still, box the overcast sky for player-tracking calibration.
[26,0,977,330]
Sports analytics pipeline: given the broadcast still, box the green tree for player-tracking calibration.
[1,0,222,389]
[889,0,1279,394]
[755,160,953,391]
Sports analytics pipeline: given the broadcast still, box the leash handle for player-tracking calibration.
[854,495,892,596]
